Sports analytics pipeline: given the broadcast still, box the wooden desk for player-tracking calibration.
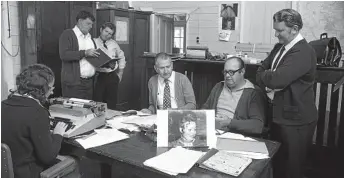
[62,132,280,178]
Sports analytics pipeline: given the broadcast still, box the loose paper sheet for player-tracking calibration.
[75,128,129,149]
[144,147,205,175]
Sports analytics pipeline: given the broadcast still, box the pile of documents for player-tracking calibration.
[197,148,252,176]
[75,128,129,149]
[143,147,205,176]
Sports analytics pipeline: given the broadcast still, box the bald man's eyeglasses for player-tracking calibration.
[222,68,243,76]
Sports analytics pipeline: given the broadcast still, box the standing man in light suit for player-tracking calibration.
[93,22,126,110]
[59,11,99,100]
[140,52,196,114]
[256,9,318,178]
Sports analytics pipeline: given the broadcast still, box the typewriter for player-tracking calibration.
[49,98,107,138]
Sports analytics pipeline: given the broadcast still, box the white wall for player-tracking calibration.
[1,1,21,100]
[132,1,241,53]
[132,1,292,54]
[292,1,344,52]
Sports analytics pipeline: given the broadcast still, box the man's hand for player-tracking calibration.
[140,108,152,114]
[85,49,100,57]
[118,60,126,69]
[215,114,231,130]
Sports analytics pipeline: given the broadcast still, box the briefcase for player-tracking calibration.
[309,33,342,67]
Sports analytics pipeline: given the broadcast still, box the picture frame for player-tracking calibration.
[157,110,216,148]
[114,16,129,44]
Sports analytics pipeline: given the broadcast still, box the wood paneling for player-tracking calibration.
[97,9,151,110]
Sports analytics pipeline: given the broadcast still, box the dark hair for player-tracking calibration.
[179,114,197,129]
[273,9,303,30]
[225,56,246,70]
[11,64,55,105]
[101,22,116,35]
[155,52,171,65]
[76,10,95,22]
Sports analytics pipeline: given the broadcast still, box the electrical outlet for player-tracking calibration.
[196,37,199,44]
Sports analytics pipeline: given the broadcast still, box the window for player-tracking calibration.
[173,14,186,54]
[174,26,185,53]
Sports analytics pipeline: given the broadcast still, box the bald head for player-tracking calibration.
[223,57,245,89]
[224,57,245,69]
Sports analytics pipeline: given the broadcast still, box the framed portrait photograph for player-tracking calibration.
[157,110,216,148]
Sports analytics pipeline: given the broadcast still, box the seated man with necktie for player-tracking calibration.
[140,52,196,114]
[202,57,267,136]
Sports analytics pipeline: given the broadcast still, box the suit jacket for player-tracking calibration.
[256,39,318,125]
[147,72,196,114]
[1,95,63,178]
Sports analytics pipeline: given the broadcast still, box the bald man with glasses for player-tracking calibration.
[202,57,267,136]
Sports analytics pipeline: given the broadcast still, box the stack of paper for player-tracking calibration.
[143,147,205,175]
[75,128,129,149]
[216,132,269,159]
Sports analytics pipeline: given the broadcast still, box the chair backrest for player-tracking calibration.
[1,143,14,178]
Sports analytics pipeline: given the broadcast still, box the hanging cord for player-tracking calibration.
[1,1,20,57]
[7,1,10,37]
[1,41,20,57]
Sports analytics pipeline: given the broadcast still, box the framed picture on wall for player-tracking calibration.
[114,16,129,44]
[219,3,239,41]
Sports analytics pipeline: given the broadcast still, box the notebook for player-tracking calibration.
[196,148,252,176]
[85,48,120,68]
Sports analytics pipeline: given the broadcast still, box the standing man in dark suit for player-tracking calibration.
[256,9,317,178]
[59,11,99,100]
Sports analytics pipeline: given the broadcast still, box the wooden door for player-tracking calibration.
[132,12,150,109]
[37,2,69,98]
[37,1,95,97]
[112,9,132,110]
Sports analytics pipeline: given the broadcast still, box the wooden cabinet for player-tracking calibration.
[97,9,151,110]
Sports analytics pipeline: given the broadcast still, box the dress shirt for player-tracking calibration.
[94,38,126,73]
[271,33,304,72]
[157,71,177,109]
[73,26,96,78]
[267,33,304,100]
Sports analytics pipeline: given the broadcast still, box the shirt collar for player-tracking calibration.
[73,25,91,38]
[223,79,255,91]
[158,71,175,84]
[284,33,303,51]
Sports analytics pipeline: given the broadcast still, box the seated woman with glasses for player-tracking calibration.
[201,57,267,136]
[1,64,68,178]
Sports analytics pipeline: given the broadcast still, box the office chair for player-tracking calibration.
[1,143,78,178]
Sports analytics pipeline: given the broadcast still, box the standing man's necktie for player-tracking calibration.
[163,79,171,109]
[103,40,108,49]
[272,46,286,70]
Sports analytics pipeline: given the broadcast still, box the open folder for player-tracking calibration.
[85,49,120,68]
[196,148,252,177]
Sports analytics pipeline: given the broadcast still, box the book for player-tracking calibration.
[196,148,252,176]
[216,137,269,155]
[85,48,120,68]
